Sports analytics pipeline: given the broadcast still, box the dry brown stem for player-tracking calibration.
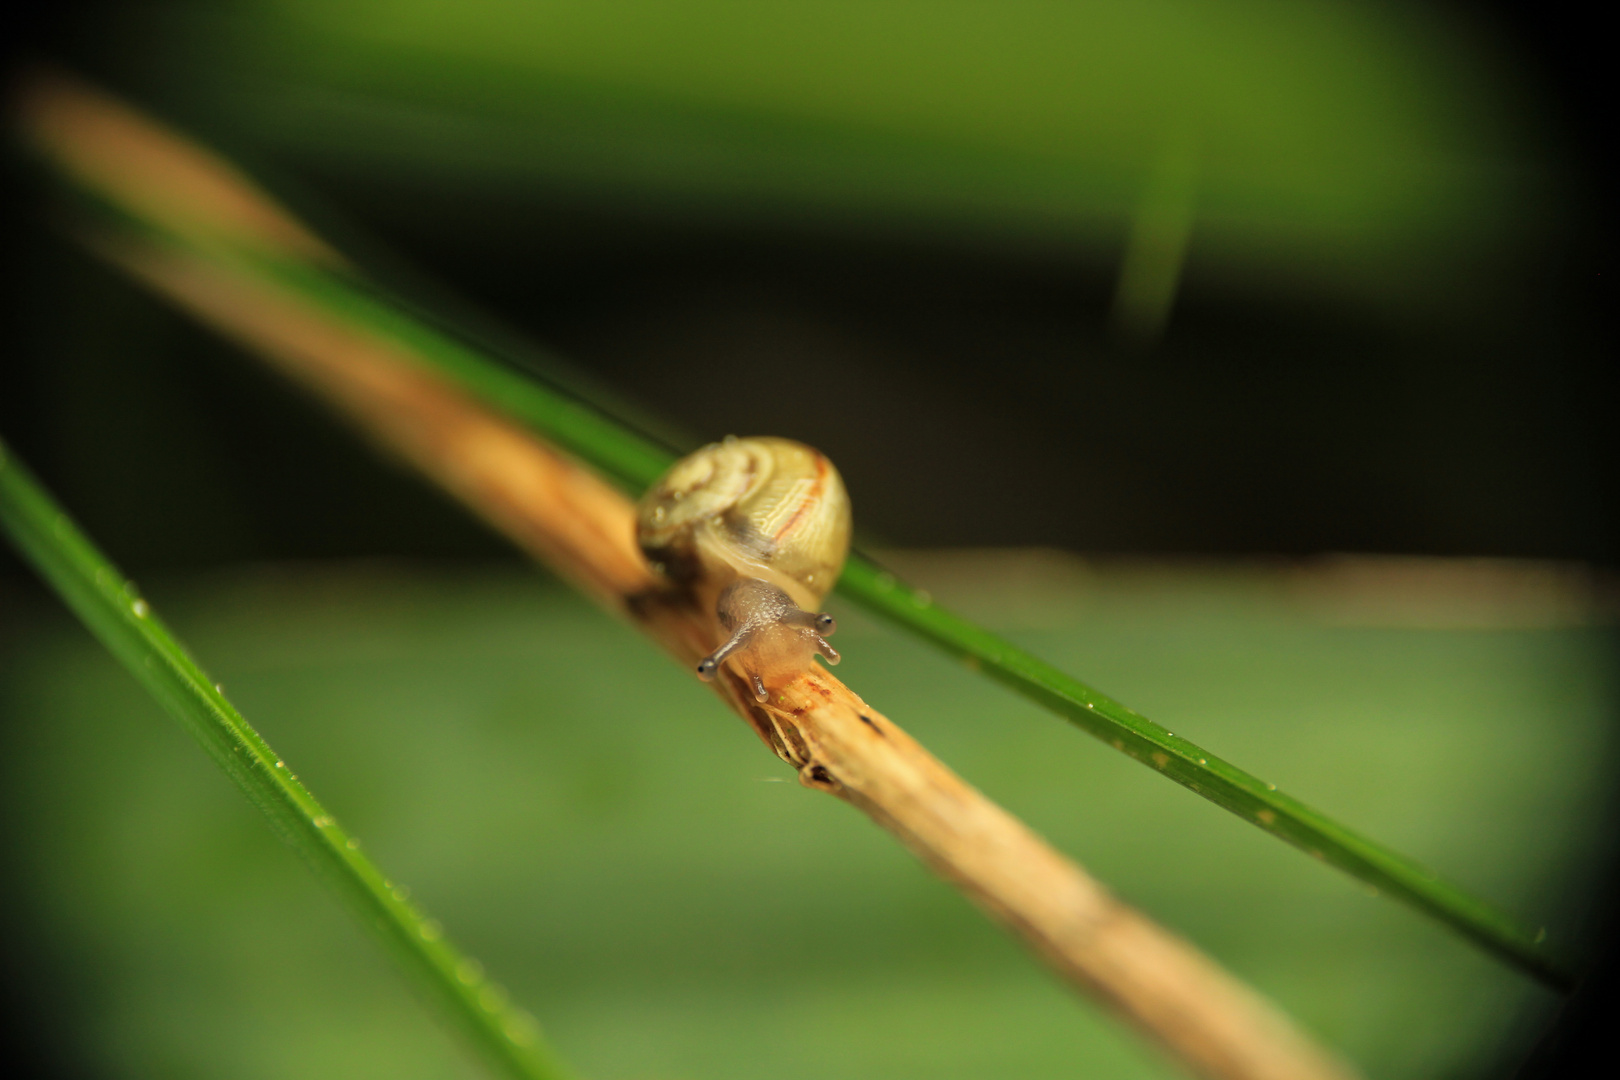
[27,72,1357,1080]
[101,237,1352,1080]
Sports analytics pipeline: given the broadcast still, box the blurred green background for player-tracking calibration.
[2,561,1614,1078]
[1,1,1613,1077]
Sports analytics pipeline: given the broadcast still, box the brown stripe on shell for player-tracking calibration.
[768,450,827,546]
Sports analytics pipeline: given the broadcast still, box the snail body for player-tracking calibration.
[636,436,850,702]
[699,577,840,703]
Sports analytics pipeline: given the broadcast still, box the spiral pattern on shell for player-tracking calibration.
[636,436,851,610]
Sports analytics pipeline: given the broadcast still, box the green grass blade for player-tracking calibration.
[834,558,1571,990]
[0,437,577,1080]
[33,104,1573,988]
[227,248,1572,992]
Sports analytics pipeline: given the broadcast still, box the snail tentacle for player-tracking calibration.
[696,628,752,682]
[781,608,836,635]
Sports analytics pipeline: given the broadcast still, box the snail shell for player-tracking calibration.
[637,436,850,610]
[636,436,851,701]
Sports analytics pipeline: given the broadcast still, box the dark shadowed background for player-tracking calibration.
[3,0,1612,571]
[2,2,1613,1078]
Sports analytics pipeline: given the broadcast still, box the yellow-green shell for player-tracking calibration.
[636,436,851,609]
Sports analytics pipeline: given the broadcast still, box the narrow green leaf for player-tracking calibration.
[834,557,1571,990]
[35,111,1573,990]
[235,247,1571,991]
[0,437,577,1080]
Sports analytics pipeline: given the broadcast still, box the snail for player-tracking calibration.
[636,436,851,703]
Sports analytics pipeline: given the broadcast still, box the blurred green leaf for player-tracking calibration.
[111,0,1535,307]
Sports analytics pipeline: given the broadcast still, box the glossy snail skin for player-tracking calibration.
[696,577,839,702]
[636,436,851,701]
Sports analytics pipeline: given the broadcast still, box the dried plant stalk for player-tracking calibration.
[89,231,1356,1080]
[19,65,1356,1080]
